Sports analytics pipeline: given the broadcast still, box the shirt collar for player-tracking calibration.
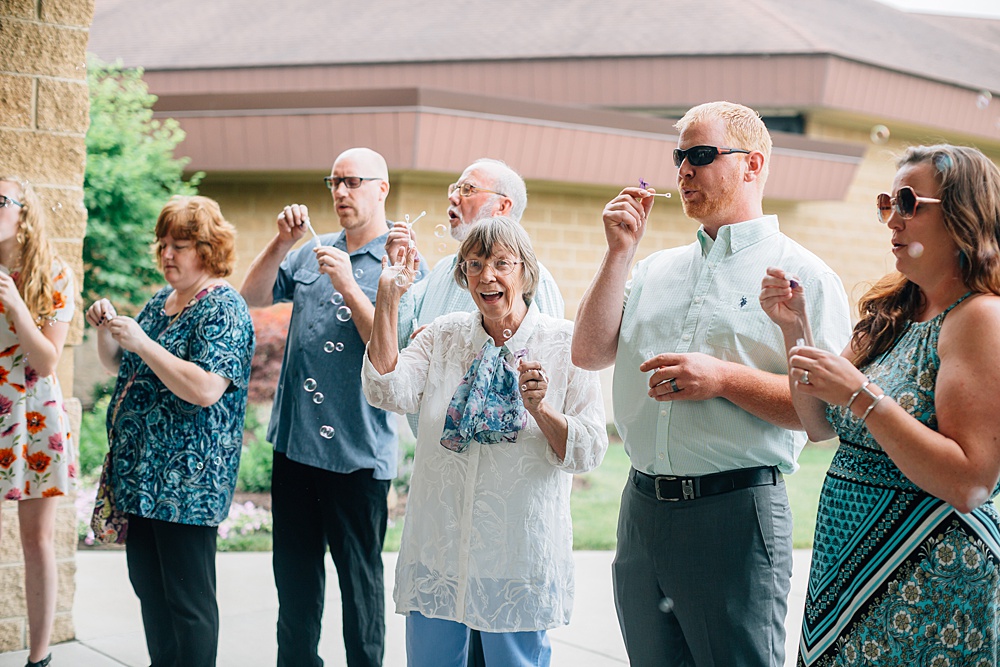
[473,300,540,356]
[696,215,779,257]
[334,229,390,259]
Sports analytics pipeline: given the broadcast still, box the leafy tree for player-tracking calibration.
[83,57,202,314]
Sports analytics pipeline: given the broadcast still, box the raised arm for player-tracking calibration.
[240,204,307,307]
[572,187,653,370]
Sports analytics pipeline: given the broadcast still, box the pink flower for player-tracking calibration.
[1,423,17,438]
[48,432,64,452]
[5,488,22,500]
[68,462,77,479]
[24,365,38,389]
[0,395,12,418]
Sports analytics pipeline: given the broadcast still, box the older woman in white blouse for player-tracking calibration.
[363,216,607,667]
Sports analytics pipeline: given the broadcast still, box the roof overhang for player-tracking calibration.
[154,87,864,201]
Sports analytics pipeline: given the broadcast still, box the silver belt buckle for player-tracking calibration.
[682,479,695,500]
[655,475,678,502]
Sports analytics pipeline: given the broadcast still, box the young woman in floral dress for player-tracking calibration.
[0,176,76,667]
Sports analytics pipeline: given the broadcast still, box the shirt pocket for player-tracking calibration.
[705,288,785,370]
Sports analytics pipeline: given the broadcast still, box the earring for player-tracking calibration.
[16,228,24,245]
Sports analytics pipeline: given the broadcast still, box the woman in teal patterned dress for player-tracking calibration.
[761,144,1000,666]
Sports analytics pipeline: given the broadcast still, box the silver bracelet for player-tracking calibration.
[861,393,886,421]
[846,380,870,410]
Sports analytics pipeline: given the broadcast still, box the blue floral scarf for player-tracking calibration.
[439,341,526,453]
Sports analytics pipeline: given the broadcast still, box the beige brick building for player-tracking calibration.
[0,0,92,653]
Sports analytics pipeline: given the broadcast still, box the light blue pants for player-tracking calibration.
[405,612,552,667]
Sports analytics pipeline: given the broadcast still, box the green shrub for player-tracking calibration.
[78,395,111,480]
[237,406,273,493]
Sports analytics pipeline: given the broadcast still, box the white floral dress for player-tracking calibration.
[0,263,76,500]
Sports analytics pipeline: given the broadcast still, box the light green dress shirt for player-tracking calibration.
[613,215,851,476]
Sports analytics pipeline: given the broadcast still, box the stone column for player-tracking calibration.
[0,0,93,652]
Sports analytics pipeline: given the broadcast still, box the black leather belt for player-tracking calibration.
[631,466,780,502]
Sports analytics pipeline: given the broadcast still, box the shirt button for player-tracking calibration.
[658,453,665,460]
[694,296,703,304]
[214,456,222,465]
[660,409,667,416]
[196,462,204,470]
[682,334,691,341]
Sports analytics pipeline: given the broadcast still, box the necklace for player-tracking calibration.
[163,276,220,325]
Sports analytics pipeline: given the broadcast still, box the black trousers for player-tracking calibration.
[125,514,219,667]
[272,452,390,667]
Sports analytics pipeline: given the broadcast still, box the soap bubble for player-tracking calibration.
[977,91,992,110]
[323,341,336,353]
[336,306,353,322]
[330,292,344,305]
[870,125,890,144]
[354,268,364,279]
[502,328,512,339]
[394,271,409,287]
[335,342,344,352]
[907,243,924,258]
[303,378,317,392]
[319,425,335,439]
[437,242,448,253]
[434,224,448,238]
[414,270,423,280]
[658,597,675,614]
[312,392,325,404]
[50,202,62,212]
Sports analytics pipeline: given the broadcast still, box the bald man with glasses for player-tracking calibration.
[573,102,851,666]
[242,147,427,667]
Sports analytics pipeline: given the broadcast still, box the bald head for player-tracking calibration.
[334,147,389,181]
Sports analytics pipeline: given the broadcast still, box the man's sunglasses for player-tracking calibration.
[673,145,751,168]
[323,176,382,190]
[876,186,941,224]
[0,195,24,209]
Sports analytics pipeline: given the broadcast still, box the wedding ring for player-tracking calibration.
[669,378,680,393]
[801,371,810,385]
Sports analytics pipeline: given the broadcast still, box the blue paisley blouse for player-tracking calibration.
[107,285,254,526]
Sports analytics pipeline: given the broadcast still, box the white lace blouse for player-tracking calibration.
[362,303,608,632]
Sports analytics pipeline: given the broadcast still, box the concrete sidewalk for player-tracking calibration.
[0,549,811,667]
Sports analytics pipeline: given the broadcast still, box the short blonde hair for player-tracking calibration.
[454,216,539,305]
[674,101,772,188]
[153,196,236,277]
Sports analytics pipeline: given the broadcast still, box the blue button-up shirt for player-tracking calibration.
[267,230,414,480]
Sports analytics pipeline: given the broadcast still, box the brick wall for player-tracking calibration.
[0,0,93,652]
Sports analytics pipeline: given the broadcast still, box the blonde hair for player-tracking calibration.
[0,176,61,322]
[153,196,237,277]
[674,101,772,188]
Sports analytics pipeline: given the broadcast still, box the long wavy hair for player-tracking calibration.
[852,145,1000,367]
[0,176,61,322]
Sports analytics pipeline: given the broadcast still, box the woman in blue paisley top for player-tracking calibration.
[86,196,254,667]
[761,145,1000,666]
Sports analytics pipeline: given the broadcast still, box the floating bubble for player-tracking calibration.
[977,90,992,110]
[312,392,325,404]
[50,202,62,212]
[323,341,336,353]
[394,272,409,287]
[336,305,353,322]
[303,378,317,392]
[870,125,890,144]
[434,224,448,239]
[319,425,335,439]
[354,268,364,279]
[502,328,513,339]
[907,242,924,258]
[658,597,675,614]
[335,342,344,352]
[437,242,448,253]
[330,292,344,305]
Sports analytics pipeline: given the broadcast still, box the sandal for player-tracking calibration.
[25,654,52,667]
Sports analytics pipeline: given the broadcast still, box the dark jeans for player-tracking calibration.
[272,452,390,667]
[125,514,219,667]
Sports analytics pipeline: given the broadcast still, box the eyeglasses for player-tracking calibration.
[672,145,751,168]
[0,195,24,209]
[876,186,941,224]
[458,258,522,276]
[448,182,505,198]
[323,176,382,190]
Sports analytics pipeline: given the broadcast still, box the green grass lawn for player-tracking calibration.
[382,440,837,552]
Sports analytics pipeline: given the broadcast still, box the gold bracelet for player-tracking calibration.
[861,393,886,421]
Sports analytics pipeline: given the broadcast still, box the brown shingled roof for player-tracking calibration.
[88,0,1000,93]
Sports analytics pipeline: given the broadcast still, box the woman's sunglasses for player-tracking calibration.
[875,186,941,224]
[672,145,751,168]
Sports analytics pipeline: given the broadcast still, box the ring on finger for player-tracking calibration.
[669,378,680,393]
[801,370,810,385]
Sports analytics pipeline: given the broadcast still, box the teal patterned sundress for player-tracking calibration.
[800,294,1000,666]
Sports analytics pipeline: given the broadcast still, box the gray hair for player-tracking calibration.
[470,158,528,222]
[454,216,539,305]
